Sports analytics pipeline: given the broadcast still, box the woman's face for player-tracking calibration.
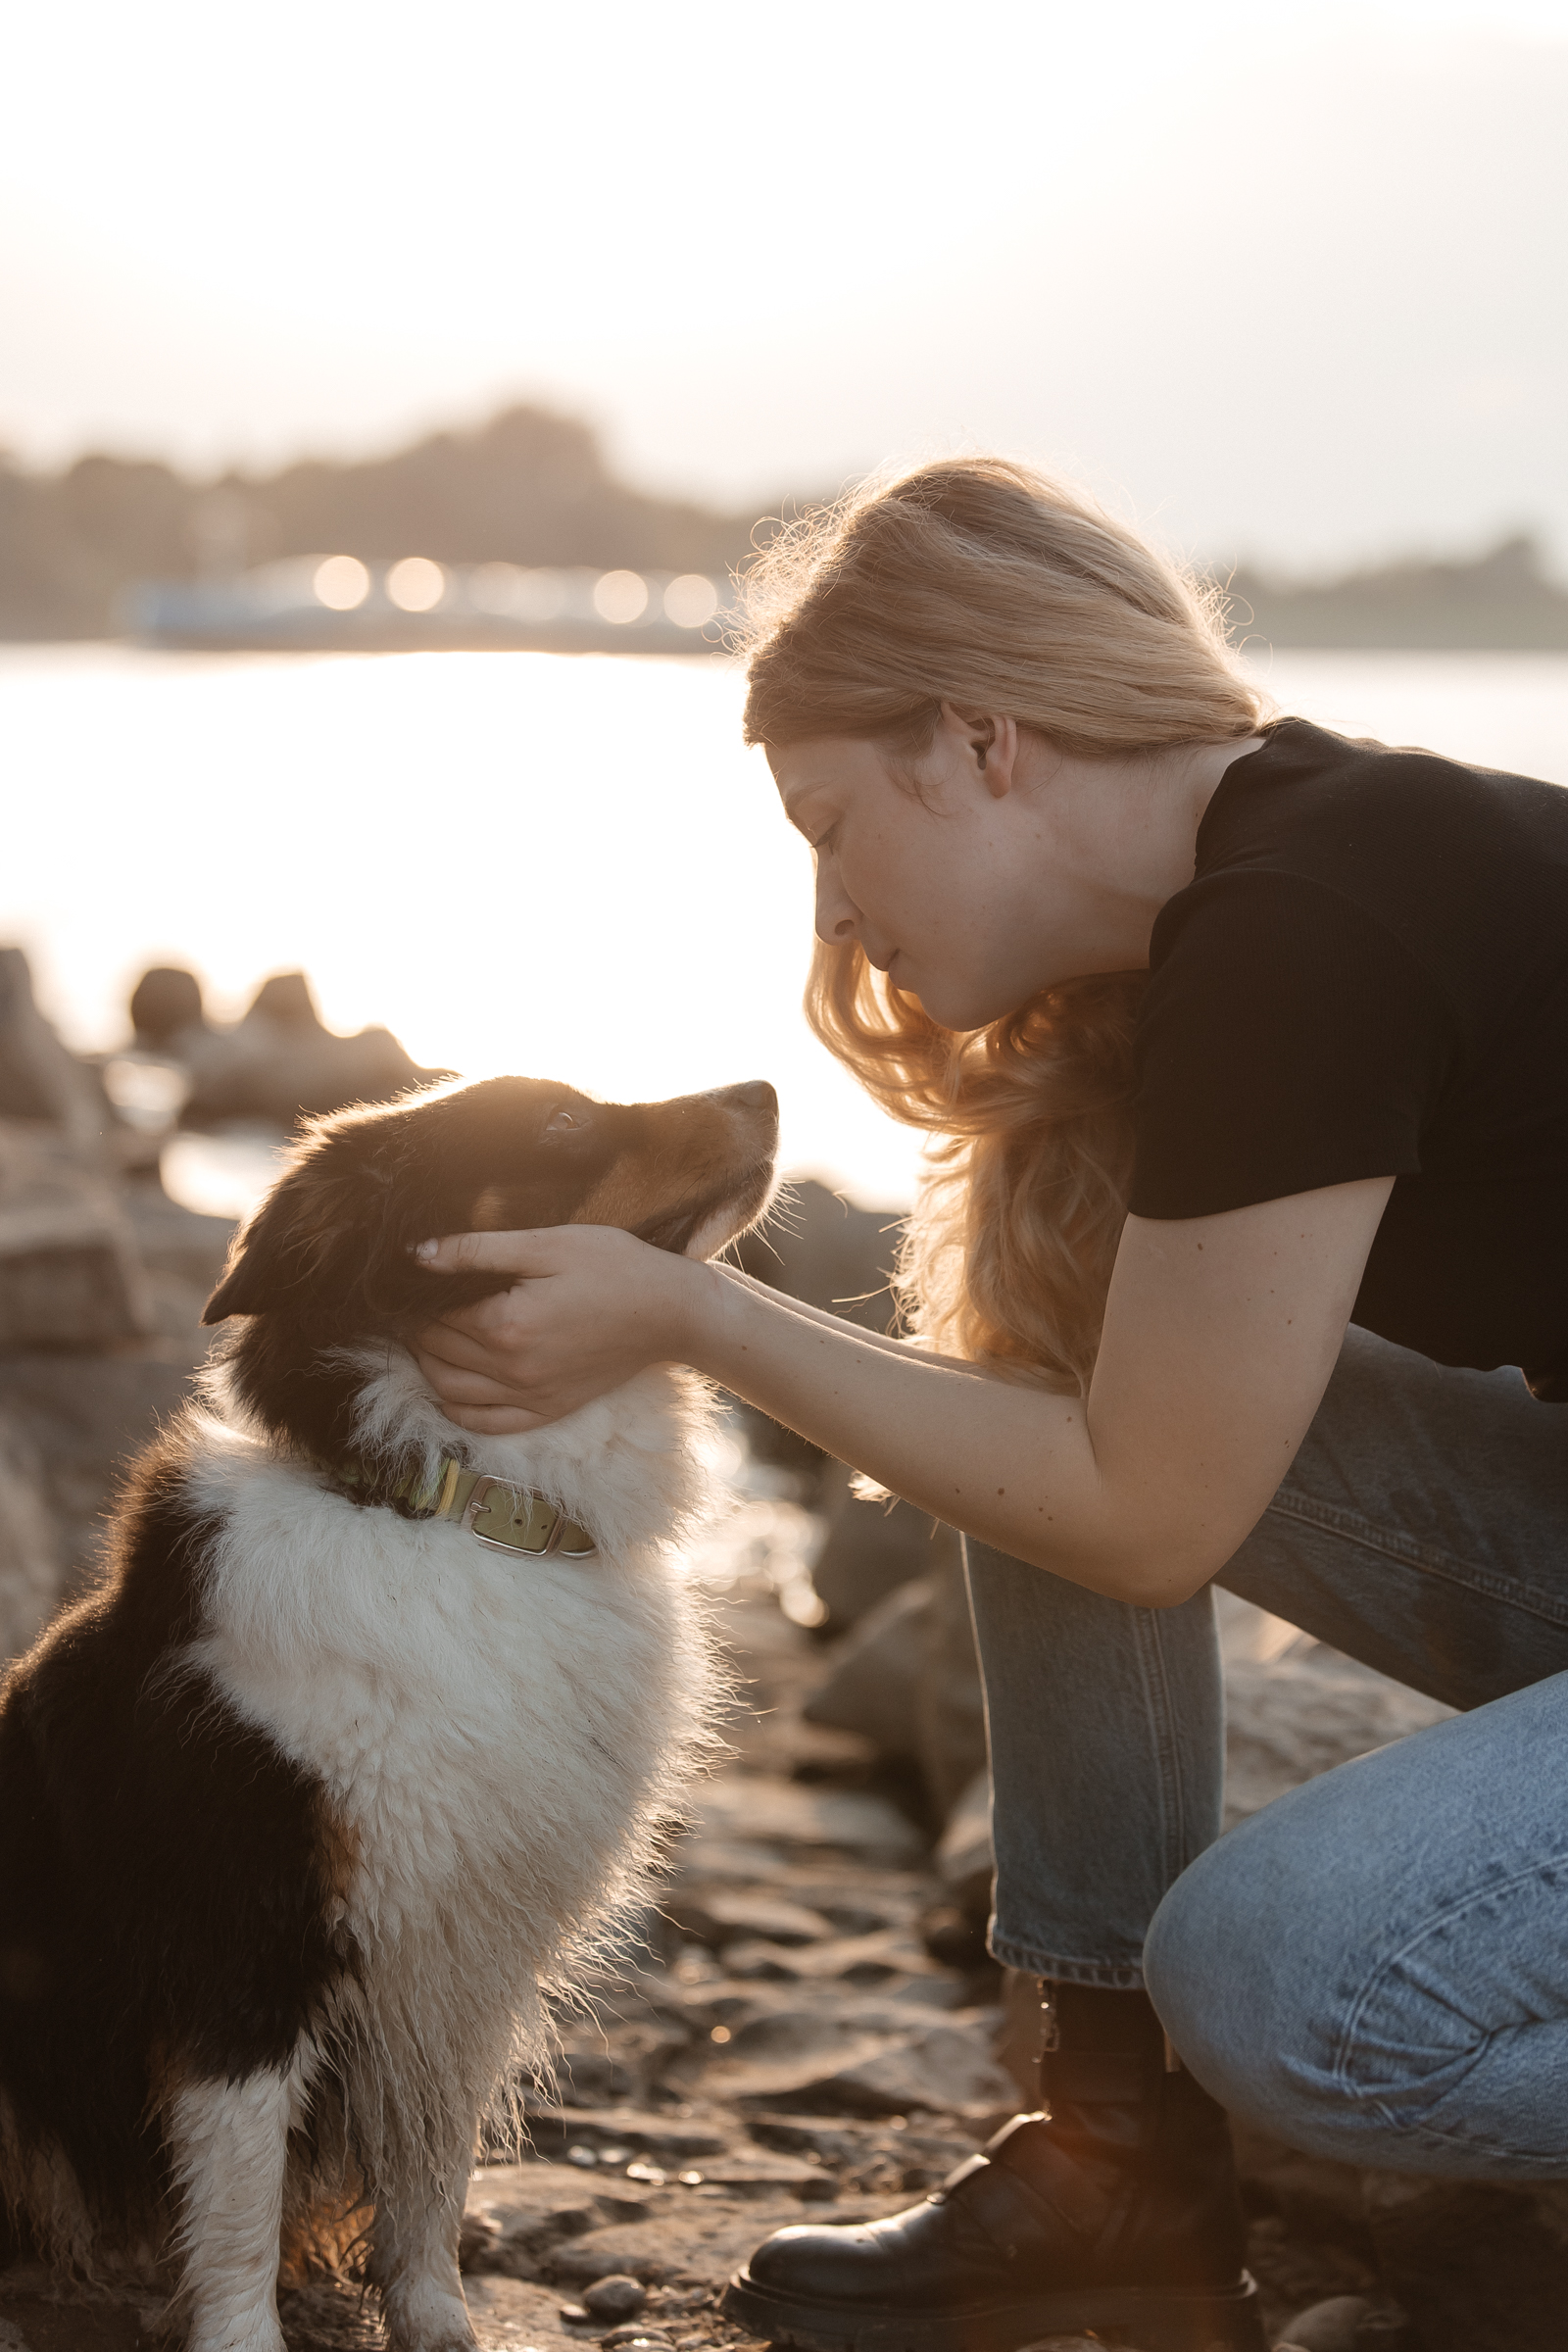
[771,712,1138,1030]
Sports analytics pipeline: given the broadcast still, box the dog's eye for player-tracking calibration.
[545,1107,580,1134]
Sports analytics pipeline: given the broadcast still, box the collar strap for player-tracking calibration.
[336,1452,597,1559]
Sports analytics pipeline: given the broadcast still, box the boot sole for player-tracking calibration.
[719,2267,1267,2352]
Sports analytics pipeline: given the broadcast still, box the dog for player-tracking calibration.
[0,1071,777,2351]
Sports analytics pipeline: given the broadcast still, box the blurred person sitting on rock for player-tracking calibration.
[407,461,1568,2352]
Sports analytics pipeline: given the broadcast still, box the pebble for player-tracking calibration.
[583,2276,649,2321]
[1274,2296,1370,2351]
[598,2331,674,2352]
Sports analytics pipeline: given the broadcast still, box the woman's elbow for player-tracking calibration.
[1003,1526,1220,1610]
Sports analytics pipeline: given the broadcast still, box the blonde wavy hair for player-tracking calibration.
[739,457,1269,1394]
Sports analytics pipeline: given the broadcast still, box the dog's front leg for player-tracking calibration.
[369,2149,478,2352]
[167,2061,307,2352]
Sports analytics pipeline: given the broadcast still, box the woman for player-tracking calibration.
[415,461,1568,2352]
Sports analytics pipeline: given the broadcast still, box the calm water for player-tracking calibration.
[4,645,1567,1213]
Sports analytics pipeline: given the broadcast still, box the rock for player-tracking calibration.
[0,1348,208,1601]
[700,2002,1010,2122]
[721,1929,945,1986]
[935,1769,993,1915]
[0,1414,60,1662]
[598,2331,672,2351]
[804,1565,986,1818]
[1274,2296,1399,2352]
[735,1181,901,1341]
[0,1125,151,1350]
[0,950,107,1150]
[1224,1642,1455,1827]
[461,2164,651,2282]
[119,1182,233,1289]
[546,2196,813,2289]
[745,2113,972,2175]
[522,2110,731,2165]
[808,1457,962,1630]
[731,1182,902,1481]
[179,966,441,1131]
[800,2016,1013,2123]
[692,1777,923,1868]
[581,2275,647,2320]
[128,965,206,1051]
[1360,2172,1568,2351]
[666,1890,836,1949]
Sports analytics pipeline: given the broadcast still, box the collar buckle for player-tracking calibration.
[460,1474,596,1559]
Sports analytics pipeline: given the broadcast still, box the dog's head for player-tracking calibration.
[202,1073,778,1456]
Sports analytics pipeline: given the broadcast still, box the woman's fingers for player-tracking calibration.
[411,1348,534,1408]
[437,1402,552,1435]
[413,1228,564,1276]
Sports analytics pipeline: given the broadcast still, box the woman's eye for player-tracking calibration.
[811,825,839,856]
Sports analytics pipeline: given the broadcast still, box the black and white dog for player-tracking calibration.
[0,1073,777,2351]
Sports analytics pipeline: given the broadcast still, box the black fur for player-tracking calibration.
[205,1074,776,1472]
[0,1443,353,2240]
[0,1069,776,2277]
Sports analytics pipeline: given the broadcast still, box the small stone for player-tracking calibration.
[566,2143,600,2166]
[559,2305,591,2325]
[1273,2298,1383,2352]
[583,2275,648,2321]
[599,2332,674,2352]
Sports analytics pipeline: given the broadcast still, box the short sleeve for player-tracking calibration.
[1129,872,1454,1220]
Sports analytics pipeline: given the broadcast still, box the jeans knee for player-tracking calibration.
[1143,1834,1319,2128]
[1143,1858,1233,2081]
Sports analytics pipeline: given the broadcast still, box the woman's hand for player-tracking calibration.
[412,1225,714,1433]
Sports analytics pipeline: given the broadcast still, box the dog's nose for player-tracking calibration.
[729,1080,777,1115]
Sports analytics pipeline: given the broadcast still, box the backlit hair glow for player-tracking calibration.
[738,457,1268,1391]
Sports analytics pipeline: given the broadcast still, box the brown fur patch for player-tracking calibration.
[570,1095,754,1234]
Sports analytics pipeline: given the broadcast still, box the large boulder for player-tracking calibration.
[804,1560,987,1821]
[177,967,440,1130]
[0,1123,151,1349]
[809,1458,963,1630]
[0,948,112,1152]
[733,1182,905,1483]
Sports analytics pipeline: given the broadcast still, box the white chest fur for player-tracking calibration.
[181,1358,723,1978]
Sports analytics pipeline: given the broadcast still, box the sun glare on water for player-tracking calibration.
[0,646,923,1208]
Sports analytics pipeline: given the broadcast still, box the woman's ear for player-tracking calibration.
[938,703,1018,797]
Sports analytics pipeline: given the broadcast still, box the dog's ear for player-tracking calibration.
[203,1155,368,1323]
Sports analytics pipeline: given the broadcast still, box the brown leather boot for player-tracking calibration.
[721,1982,1264,2352]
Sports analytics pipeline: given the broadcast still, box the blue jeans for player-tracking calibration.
[964,1327,1568,2179]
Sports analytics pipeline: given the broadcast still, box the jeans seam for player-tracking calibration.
[1265,1490,1568,1632]
[1330,1851,1568,2147]
[1132,1605,1193,1888]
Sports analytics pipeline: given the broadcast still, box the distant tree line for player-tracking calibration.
[0,405,767,640]
[1223,534,1568,654]
[1,400,1565,649]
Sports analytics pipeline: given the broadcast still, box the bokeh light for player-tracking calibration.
[663,574,720,628]
[313,555,369,611]
[593,569,649,624]
[386,557,446,612]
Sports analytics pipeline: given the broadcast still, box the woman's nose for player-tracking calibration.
[813,864,858,945]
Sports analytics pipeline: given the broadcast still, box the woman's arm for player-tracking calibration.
[413,1174,1393,1605]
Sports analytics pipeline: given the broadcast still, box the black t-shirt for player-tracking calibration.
[1129,717,1568,1379]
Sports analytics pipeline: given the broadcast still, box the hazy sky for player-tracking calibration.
[4,0,1567,572]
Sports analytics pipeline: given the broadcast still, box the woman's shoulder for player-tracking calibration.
[1196,715,1568,888]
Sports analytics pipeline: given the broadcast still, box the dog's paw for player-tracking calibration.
[381,2280,479,2352]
